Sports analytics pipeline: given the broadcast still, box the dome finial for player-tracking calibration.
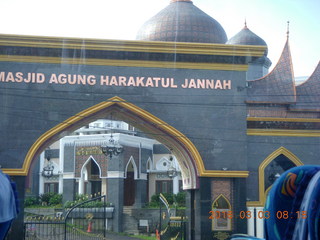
[170,0,192,2]
[286,21,290,39]
[244,18,247,28]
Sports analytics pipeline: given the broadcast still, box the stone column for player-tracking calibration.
[185,189,195,240]
[173,175,179,194]
[39,152,45,194]
[255,206,264,238]
[107,176,124,232]
[134,178,147,208]
[78,175,84,194]
[62,179,76,202]
[247,207,255,236]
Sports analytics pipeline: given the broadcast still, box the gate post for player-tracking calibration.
[107,177,124,232]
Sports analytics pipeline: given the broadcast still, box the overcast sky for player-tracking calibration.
[0,0,319,77]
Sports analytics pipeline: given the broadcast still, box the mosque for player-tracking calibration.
[0,0,319,239]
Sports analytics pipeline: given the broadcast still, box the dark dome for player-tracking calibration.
[227,23,268,55]
[136,0,227,44]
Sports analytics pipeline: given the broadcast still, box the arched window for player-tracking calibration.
[211,194,231,231]
[256,147,303,206]
[264,154,295,190]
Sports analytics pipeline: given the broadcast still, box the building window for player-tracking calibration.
[156,180,173,194]
[44,183,58,193]
[211,194,231,231]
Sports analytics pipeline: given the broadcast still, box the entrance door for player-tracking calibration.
[91,181,102,196]
[124,172,135,206]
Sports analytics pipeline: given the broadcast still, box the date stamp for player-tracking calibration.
[209,210,307,219]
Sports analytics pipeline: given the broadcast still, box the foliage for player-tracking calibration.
[24,193,63,207]
[175,192,186,207]
[24,196,40,207]
[39,192,62,206]
[49,193,63,205]
[146,192,186,208]
[63,194,111,208]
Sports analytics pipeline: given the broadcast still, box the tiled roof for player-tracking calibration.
[227,24,268,55]
[136,0,227,43]
[246,39,296,103]
[292,61,320,111]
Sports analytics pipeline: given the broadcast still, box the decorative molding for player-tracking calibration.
[247,129,320,137]
[0,34,266,57]
[247,117,320,123]
[0,55,248,71]
[107,171,125,179]
[201,170,249,178]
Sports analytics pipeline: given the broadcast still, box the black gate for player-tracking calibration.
[160,217,187,240]
[158,194,187,240]
[24,195,107,240]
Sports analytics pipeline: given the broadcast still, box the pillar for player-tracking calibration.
[107,177,124,232]
[39,152,45,194]
[256,206,264,238]
[134,179,147,208]
[62,179,76,202]
[247,207,255,236]
[173,175,179,194]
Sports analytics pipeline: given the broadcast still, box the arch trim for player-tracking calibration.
[247,146,303,207]
[3,96,248,180]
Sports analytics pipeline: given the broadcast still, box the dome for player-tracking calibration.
[136,0,227,44]
[227,23,268,55]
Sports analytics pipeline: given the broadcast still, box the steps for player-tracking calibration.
[123,206,139,235]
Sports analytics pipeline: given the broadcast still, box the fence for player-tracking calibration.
[24,195,108,240]
[159,217,187,240]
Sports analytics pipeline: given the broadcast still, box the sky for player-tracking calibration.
[0,0,319,78]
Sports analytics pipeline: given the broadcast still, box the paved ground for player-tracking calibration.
[105,232,154,240]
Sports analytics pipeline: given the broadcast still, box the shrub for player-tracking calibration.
[39,192,62,206]
[24,196,40,207]
[147,192,186,208]
[49,193,62,205]
[175,192,186,207]
[63,194,111,208]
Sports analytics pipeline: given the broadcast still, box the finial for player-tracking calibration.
[245,18,247,28]
[170,0,192,2]
[286,21,290,39]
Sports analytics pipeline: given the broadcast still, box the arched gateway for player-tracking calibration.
[10,96,202,190]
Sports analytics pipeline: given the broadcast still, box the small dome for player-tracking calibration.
[136,0,227,44]
[227,23,268,55]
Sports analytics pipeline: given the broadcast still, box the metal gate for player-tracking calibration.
[160,216,187,240]
[24,195,107,240]
[158,194,187,240]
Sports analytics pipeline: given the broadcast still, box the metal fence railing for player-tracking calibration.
[24,195,107,240]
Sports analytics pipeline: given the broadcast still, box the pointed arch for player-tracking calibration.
[146,157,153,172]
[211,194,232,231]
[9,96,204,189]
[80,156,102,178]
[125,156,138,179]
[255,147,303,206]
[212,194,231,209]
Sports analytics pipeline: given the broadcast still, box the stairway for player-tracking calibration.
[123,206,139,235]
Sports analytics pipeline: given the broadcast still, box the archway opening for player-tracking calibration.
[124,160,136,206]
[23,96,202,191]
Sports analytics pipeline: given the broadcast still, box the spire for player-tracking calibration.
[170,0,192,2]
[286,21,290,39]
[244,19,248,29]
